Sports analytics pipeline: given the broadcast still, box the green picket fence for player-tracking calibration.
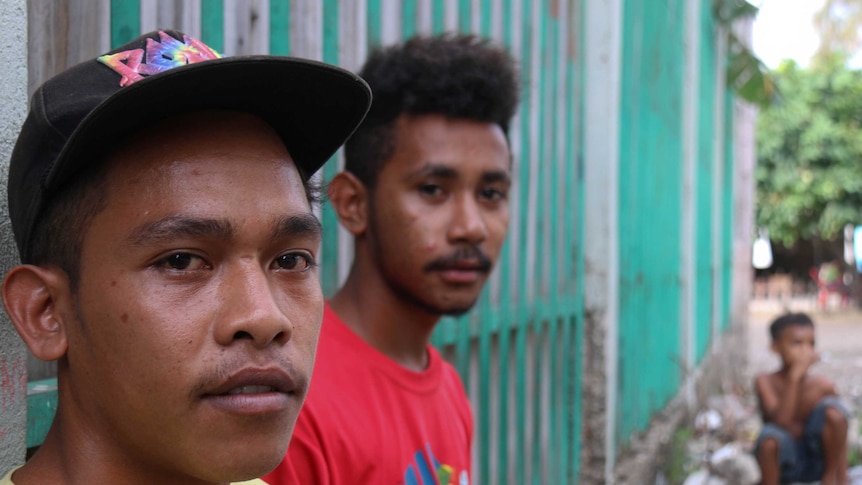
[615,0,736,447]
[617,0,686,445]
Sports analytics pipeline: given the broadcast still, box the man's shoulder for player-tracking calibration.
[753,371,781,398]
[301,316,378,410]
[310,317,372,381]
[0,467,269,485]
[0,467,18,485]
[438,353,467,390]
[753,371,776,388]
[754,370,837,397]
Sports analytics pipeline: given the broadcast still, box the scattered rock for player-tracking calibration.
[681,469,726,485]
[707,394,750,424]
[709,443,760,485]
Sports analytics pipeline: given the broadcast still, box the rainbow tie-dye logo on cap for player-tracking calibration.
[98,31,222,87]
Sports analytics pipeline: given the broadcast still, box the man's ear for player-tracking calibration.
[327,171,369,236]
[1,265,72,361]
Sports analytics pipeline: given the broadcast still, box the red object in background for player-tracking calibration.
[809,267,851,309]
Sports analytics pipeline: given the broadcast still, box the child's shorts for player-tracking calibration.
[754,396,849,483]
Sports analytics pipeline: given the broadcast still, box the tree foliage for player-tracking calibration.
[756,55,862,246]
[815,0,862,61]
[714,0,778,107]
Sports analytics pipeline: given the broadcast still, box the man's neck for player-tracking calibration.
[19,414,232,485]
[330,261,441,372]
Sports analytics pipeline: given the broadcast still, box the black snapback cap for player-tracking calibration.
[8,29,372,263]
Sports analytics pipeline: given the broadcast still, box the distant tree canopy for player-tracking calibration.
[815,0,862,61]
[756,55,862,247]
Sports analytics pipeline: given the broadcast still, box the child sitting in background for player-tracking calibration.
[754,312,849,485]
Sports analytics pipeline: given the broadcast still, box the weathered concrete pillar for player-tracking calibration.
[0,0,28,476]
[581,0,622,482]
[731,19,756,391]
[680,0,702,415]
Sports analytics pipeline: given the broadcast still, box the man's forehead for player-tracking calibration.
[397,114,507,142]
[107,111,293,167]
[93,112,310,220]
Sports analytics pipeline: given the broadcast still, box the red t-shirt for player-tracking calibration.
[264,304,473,485]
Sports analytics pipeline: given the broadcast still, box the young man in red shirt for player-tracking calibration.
[265,34,520,485]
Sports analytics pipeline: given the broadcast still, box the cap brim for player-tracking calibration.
[45,56,371,188]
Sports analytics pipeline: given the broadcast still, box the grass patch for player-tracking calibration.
[664,427,695,485]
[850,415,862,467]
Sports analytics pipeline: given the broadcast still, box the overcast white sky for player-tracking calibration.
[752,0,825,68]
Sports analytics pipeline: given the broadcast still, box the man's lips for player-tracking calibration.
[201,367,298,415]
[433,260,490,284]
[204,367,296,395]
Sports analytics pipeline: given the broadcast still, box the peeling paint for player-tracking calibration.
[0,357,26,410]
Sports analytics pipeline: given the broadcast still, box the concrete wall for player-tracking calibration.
[0,0,28,477]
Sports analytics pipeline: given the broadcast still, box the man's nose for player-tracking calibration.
[448,195,488,244]
[214,264,292,348]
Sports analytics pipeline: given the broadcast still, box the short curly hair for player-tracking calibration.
[345,33,520,187]
[769,312,814,341]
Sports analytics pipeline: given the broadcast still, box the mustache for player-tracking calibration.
[188,355,304,398]
[423,246,493,273]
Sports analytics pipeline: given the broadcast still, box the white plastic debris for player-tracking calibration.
[695,409,723,432]
[682,469,727,485]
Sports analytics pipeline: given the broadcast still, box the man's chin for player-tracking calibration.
[426,296,481,317]
[441,304,476,317]
[387,277,482,317]
[408,293,479,318]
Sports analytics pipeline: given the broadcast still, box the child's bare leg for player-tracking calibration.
[757,437,781,485]
[821,406,848,485]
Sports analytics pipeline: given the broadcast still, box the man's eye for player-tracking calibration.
[156,253,208,271]
[273,253,316,272]
[480,187,508,201]
[419,184,443,197]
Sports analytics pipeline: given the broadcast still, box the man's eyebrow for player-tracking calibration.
[124,216,234,247]
[409,163,459,181]
[409,164,512,185]
[271,213,322,240]
[481,170,512,185]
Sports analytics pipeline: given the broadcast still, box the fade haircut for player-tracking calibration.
[29,163,110,289]
[345,33,520,187]
[769,312,815,341]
